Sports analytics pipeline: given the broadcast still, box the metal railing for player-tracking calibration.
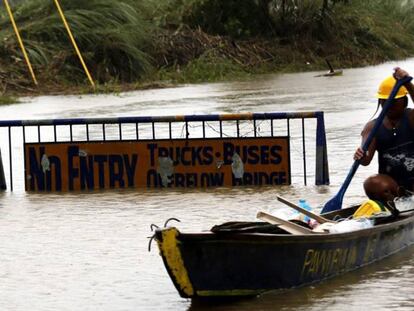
[0,111,329,191]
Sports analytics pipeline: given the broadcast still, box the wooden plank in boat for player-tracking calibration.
[256,211,317,235]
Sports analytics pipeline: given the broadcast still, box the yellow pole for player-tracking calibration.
[3,0,38,86]
[53,0,95,88]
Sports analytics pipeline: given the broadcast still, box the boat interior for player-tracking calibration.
[210,204,413,235]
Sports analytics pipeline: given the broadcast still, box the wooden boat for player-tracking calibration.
[153,205,414,299]
[314,70,343,77]
[314,59,343,77]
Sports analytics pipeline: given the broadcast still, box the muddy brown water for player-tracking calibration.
[0,60,413,310]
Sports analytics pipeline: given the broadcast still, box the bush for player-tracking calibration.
[182,0,275,38]
[0,0,157,82]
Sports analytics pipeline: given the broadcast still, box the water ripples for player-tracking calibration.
[1,59,414,310]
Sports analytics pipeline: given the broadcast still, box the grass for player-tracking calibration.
[157,52,249,83]
[0,95,19,105]
[0,0,156,82]
[2,0,414,96]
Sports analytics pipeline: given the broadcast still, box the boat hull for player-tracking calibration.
[315,70,343,77]
[155,213,414,298]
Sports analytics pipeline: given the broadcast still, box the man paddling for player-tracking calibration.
[354,67,414,196]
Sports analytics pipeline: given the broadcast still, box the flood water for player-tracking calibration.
[1,59,414,310]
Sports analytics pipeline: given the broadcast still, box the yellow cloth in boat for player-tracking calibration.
[353,200,387,218]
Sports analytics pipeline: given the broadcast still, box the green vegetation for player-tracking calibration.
[1,0,414,97]
[157,51,249,83]
[0,95,18,105]
[0,0,155,81]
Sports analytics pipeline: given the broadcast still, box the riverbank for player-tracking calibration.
[1,0,414,104]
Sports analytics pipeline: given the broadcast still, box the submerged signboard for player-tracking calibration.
[24,138,290,191]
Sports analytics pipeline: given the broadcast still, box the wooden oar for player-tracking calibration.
[276,196,335,224]
[256,211,315,235]
[321,76,413,214]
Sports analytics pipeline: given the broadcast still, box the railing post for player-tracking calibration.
[0,148,6,190]
[315,112,330,185]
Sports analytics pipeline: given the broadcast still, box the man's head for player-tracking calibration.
[364,174,400,203]
[379,96,408,119]
[377,76,408,100]
[377,76,408,119]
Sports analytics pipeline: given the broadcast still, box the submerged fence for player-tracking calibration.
[0,111,329,191]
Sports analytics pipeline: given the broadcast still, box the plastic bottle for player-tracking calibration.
[298,199,312,223]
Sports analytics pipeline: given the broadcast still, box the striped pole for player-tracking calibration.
[53,0,95,88]
[3,0,38,86]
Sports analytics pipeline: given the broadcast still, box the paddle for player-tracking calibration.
[321,75,413,214]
